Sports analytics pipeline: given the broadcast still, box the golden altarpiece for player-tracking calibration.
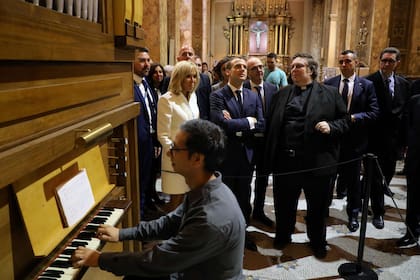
[226,0,293,65]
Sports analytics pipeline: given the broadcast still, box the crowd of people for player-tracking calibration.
[71,45,419,279]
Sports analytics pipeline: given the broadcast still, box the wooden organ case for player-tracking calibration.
[0,0,144,279]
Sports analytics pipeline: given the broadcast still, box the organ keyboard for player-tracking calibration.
[34,203,128,280]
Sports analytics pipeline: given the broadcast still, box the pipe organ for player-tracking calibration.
[0,0,144,279]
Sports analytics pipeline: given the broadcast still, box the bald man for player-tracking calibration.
[243,57,277,227]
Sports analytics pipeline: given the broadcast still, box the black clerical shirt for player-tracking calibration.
[280,84,313,152]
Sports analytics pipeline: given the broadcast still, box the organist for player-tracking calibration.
[72,119,246,280]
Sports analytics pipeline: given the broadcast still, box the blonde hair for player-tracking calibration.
[168,61,201,95]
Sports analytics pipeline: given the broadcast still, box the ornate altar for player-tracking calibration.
[226,0,293,65]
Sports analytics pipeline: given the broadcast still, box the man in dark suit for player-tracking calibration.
[210,57,265,250]
[133,47,160,219]
[324,50,379,232]
[265,53,349,258]
[161,45,212,120]
[365,47,411,229]
[396,81,420,248]
[243,56,277,227]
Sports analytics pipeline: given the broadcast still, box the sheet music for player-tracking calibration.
[55,168,95,227]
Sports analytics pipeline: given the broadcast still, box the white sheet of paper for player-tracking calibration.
[56,169,95,227]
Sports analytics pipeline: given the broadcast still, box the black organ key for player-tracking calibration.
[51,259,71,268]
[71,240,88,247]
[77,231,96,240]
[62,248,75,255]
[91,217,107,224]
[84,224,99,231]
[97,210,112,217]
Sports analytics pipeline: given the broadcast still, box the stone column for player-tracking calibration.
[176,0,192,53]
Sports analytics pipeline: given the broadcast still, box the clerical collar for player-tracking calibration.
[298,83,313,91]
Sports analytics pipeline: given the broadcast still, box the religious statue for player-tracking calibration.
[251,21,267,50]
[358,21,368,46]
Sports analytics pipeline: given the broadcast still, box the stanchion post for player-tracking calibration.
[338,153,378,279]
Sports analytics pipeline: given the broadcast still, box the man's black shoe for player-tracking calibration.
[347,217,359,232]
[372,215,384,229]
[145,200,158,211]
[312,246,327,259]
[273,238,291,250]
[252,212,274,227]
[336,192,347,199]
[153,196,166,205]
[396,234,418,248]
[309,242,328,259]
[245,236,258,251]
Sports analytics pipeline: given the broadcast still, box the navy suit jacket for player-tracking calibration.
[243,80,278,116]
[210,85,265,164]
[134,81,158,144]
[324,75,379,155]
[265,82,349,176]
[365,71,411,156]
[161,73,211,120]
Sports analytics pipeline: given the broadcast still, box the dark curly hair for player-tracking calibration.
[180,119,226,172]
[292,52,318,80]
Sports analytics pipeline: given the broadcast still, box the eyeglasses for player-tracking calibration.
[169,143,189,155]
[290,63,307,70]
[380,58,397,64]
[250,65,263,71]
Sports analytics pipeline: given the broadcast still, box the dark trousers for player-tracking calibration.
[138,138,154,215]
[221,147,254,225]
[253,138,269,214]
[406,167,420,237]
[338,157,363,217]
[273,157,331,248]
[367,152,397,216]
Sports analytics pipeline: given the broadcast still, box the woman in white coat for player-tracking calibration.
[157,60,200,211]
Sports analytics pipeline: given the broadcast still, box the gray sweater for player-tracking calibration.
[99,172,245,279]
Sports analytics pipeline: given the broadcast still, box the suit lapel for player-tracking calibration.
[392,76,404,109]
[273,86,292,123]
[135,83,151,123]
[350,76,362,111]
[224,87,242,117]
[305,83,320,121]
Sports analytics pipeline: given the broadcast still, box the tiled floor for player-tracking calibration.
[243,165,420,279]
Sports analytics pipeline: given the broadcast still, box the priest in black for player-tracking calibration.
[265,53,349,258]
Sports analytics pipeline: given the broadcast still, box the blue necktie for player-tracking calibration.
[254,86,264,112]
[142,80,156,132]
[235,90,243,115]
[342,79,349,105]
